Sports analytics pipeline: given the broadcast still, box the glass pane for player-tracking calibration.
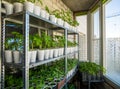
[105,0,120,85]
[93,10,100,64]
[76,15,87,61]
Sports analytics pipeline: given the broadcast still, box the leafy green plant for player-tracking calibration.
[28,0,43,5]
[45,5,51,14]
[79,62,106,75]
[11,31,23,50]
[16,0,25,3]
[52,10,62,18]
[41,33,52,49]
[29,34,42,50]
[5,37,14,50]
[54,35,65,47]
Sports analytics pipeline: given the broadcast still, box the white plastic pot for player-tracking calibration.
[50,15,57,23]
[34,5,40,16]
[13,50,21,63]
[24,1,34,13]
[57,18,64,26]
[37,50,44,61]
[53,48,58,58]
[28,51,31,64]
[44,49,50,60]
[61,19,64,26]
[4,2,13,15]
[67,47,71,54]
[30,50,37,63]
[5,50,12,63]
[49,49,53,59]
[40,9,46,18]
[57,18,62,25]
[61,48,64,56]
[63,22,69,29]
[13,2,23,13]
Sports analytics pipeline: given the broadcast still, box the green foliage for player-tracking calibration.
[29,34,42,50]
[41,33,52,49]
[5,37,14,50]
[5,74,22,87]
[45,5,50,14]
[67,59,78,71]
[27,0,43,5]
[52,10,62,18]
[67,40,77,47]
[11,31,23,50]
[5,58,78,88]
[51,9,79,27]
[54,35,65,47]
[79,62,106,75]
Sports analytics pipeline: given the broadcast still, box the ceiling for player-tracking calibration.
[62,0,99,13]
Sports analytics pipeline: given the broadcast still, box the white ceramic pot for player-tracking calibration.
[5,50,12,63]
[44,49,50,60]
[53,48,58,58]
[13,50,21,63]
[30,50,37,63]
[4,2,13,15]
[50,15,57,23]
[37,50,44,61]
[34,5,40,16]
[13,2,23,13]
[49,49,53,59]
[24,1,34,13]
[40,9,46,18]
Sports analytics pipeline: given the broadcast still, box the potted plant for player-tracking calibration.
[13,0,24,13]
[52,36,59,58]
[45,5,50,20]
[52,10,64,26]
[4,37,13,63]
[3,1,13,15]
[41,33,52,60]
[79,62,106,81]
[56,35,65,56]
[33,0,43,16]
[24,0,35,13]
[31,33,45,61]
[29,34,39,63]
[11,31,23,64]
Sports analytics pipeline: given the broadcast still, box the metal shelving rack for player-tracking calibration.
[1,11,80,89]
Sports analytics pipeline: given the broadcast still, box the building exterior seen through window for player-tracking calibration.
[105,0,120,85]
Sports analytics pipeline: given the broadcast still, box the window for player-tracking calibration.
[92,9,100,64]
[105,0,120,85]
[76,15,87,61]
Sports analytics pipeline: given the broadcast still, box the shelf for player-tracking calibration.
[2,9,80,89]
[60,65,78,89]
[29,55,65,68]
[4,11,79,34]
[4,51,79,69]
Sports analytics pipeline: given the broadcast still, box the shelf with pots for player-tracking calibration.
[4,31,79,69]
[4,58,78,89]
[1,1,80,89]
[3,0,79,34]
